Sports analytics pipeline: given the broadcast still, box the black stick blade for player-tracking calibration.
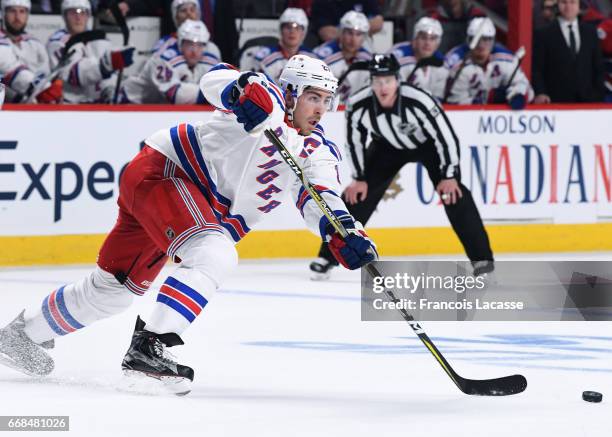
[459,374,527,396]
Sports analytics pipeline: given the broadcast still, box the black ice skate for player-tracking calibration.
[309,257,338,281]
[0,310,54,377]
[121,316,194,396]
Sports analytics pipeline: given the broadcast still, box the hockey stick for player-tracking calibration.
[405,55,444,84]
[442,18,488,103]
[264,127,527,396]
[22,30,107,102]
[504,46,526,88]
[337,60,370,86]
[110,1,130,104]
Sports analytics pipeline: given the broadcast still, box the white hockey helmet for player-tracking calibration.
[2,0,31,12]
[178,19,209,46]
[340,10,369,33]
[467,17,496,40]
[413,17,443,39]
[61,0,91,13]
[171,0,200,27]
[279,7,308,29]
[279,55,339,112]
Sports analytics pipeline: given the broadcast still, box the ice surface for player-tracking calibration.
[0,253,611,436]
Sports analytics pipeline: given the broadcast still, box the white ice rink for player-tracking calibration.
[1,253,611,436]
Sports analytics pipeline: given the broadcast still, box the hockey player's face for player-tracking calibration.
[181,40,205,67]
[65,8,89,35]
[340,29,365,55]
[292,88,332,135]
[176,4,199,27]
[413,33,440,58]
[372,75,398,108]
[472,37,494,63]
[558,0,579,21]
[4,6,28,34]
[281,23,305,49]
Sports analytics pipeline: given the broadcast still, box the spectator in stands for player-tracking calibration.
[160,0,238,65]
[30,0,61,13]
[97,0,162,21]
[428,0,485,53]
[253,8,315,83]
[389,16,448,100]
[597,19,612,102]
[152,0,220,69]
[445,17,533,108]
[310,0,383,43]
[534,0,558,29]
[47,0,135,103]
[533,0,605,103]
[0,0,61,103]
[314,10,372,103]
[119,19,216,104]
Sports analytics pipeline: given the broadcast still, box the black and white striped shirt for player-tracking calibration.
[345,83,461,180]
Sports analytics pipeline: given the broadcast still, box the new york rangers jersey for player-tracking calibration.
[389,42,447,101]
[314,40,372,103]
[0,30,49,102]
[143,64,348,243]
[445,43,533,104]
[47,29,115,103]
[120,42,219,104]
[255,45,317,84]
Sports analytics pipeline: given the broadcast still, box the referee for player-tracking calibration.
[310,54,494,280]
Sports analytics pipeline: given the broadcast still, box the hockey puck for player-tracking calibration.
[582,391,603,403]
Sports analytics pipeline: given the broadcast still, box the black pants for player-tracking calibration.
[318,139,494,264]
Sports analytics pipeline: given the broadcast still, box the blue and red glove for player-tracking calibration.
[327,218,378,270]
[100,47,135,78]
[229,72,273,132]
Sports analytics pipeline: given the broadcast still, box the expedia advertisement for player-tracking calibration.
[1,107,611,235]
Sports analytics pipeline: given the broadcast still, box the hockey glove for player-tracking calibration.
[229,72,273,133]
[35,79,63,104]
[508,93,526,110]
[100,47,135,78]
[326,217,378,270]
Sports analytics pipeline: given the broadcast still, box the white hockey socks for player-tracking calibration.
[23,267,133,344]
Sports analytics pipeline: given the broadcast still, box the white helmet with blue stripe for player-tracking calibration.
[178,19,209,46]
[279,55,338,112]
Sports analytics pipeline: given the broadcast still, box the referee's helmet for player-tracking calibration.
[368,54,400,77]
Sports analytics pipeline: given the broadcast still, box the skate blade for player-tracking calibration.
[310,270,331,281]
[121,369,192,396]
[0,352,45,377]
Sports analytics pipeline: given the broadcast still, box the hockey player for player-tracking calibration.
[314,10,372,103]
[0,0,60,103]
[309,54,493,280]
[389,17,448,100]
[151,0,221,62]
[444,17,533,108]
[0,56,376,394]
[119,20,218,104]
[46,0,135,103]
[253,8,315,84]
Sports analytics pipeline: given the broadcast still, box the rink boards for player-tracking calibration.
[1,104,612,265]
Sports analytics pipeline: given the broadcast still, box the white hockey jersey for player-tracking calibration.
[255,45,317,84]
[120,42,219,104]
[46,29,116,103]
[389,42,448,101]
[144,63,348,243]
[0,30,49,102]
[314,40,372,103]
[445,43,534,104]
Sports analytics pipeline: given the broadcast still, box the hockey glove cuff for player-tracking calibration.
[326,219,378,270]
[100,47,135,78]
[229,72,273,133]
